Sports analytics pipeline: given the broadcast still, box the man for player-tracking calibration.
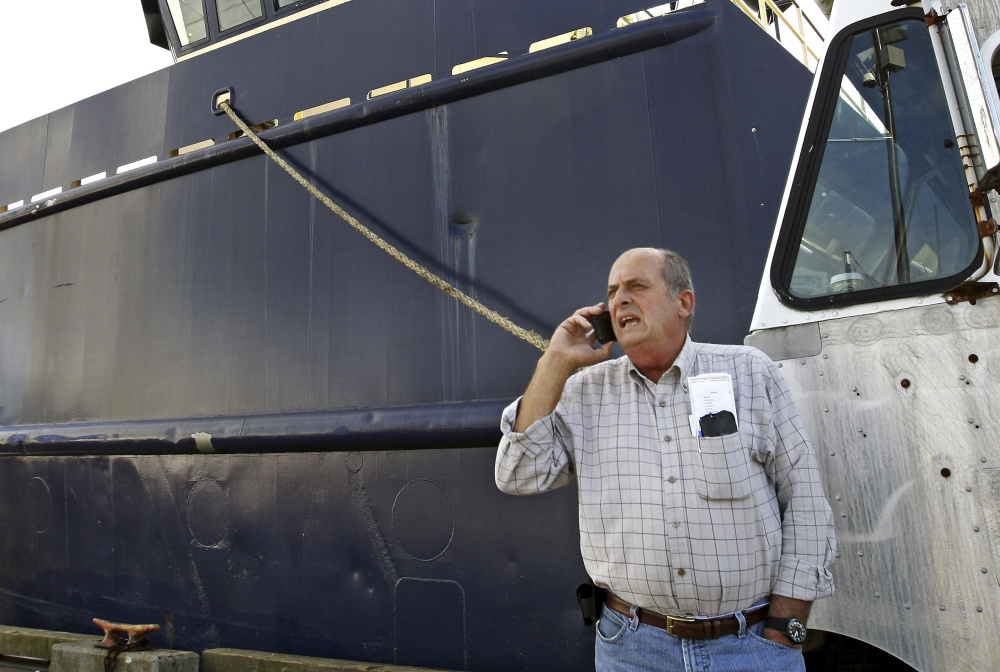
[495,248,835,671]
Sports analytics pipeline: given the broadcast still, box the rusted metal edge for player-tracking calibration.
[924,7,947,27]
[943,280,1000,304]
[977,217,998,237]
[0,399,508,456]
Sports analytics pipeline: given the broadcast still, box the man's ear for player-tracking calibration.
[677,290,695,318]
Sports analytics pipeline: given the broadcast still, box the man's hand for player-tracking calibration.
[762,595,812,649]
[546,304,615,371]
[513,304,614,432]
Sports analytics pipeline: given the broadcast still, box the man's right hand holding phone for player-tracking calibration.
[513,304,613,432]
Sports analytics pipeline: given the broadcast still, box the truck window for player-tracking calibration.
[774,15,981,307]
[166,0,209,46]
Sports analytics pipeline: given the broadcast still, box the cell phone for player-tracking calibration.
[588,310,616,344]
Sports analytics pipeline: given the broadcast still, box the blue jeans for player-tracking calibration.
[595,604,805,672]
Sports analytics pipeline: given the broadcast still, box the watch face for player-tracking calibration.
[786,618,807,644]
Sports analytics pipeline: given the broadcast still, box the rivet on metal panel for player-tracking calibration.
[822,354,828,359]
[875,592,881,598]
[823,408,829,413]
[966,486,973,492]
[960,375,967,381]
[857,551,864,557]
[968,417,975,423]
[982,457,988,463]
[904,602,912,609]
[939,605,947,611]
[829,452,836,457]
[978,606,984,613]
[973,525,980,532]
[981,567,988,574]
[822,333,828,338]
[818,371,824,376]
[840,512,846,518]
[835,495,841,501]
[799,360,805,365]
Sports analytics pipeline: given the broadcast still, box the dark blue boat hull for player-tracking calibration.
[0,1,813,668]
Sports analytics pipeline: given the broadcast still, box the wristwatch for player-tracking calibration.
[764,616,807,644]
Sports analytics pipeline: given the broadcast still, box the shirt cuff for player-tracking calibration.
[772,554,835,602]
[500,397,556,459]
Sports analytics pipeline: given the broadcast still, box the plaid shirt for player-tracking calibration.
[496,337,835,617]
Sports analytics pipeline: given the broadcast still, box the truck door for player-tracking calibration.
[749,2,1000,670]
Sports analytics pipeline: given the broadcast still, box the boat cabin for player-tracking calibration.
[143,0,338,58]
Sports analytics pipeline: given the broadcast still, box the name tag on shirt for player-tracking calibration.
[687,373,738,438]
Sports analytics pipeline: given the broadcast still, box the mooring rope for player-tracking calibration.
[218,101,549,352]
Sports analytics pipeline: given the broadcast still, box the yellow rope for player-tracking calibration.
[219,102,549,352]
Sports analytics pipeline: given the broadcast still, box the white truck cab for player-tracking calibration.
[749,1,1000,669]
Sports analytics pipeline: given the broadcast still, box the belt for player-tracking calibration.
[602,591,768,639]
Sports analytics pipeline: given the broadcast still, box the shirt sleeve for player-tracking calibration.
[495,396,576,495]
[760,355,837,602]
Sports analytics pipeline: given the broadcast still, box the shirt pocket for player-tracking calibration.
[692,433,753,501]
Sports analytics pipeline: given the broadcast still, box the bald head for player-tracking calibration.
[613,248,694,331]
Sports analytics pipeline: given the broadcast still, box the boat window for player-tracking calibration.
[217,0,264,31]
[166,0,208,46]
[776,17,980,306]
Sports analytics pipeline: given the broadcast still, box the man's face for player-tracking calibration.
[607,249,692,357]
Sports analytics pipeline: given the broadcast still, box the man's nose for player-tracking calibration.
[610,292,630,311]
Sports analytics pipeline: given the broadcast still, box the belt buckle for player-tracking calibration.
[666,614,697,637]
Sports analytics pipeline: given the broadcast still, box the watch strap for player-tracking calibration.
[764,616,791,632]
[765,616,807,643]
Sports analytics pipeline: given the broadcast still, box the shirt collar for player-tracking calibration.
[626,334,695,387]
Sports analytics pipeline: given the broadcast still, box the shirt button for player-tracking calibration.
[673,521,680,528]
[668,476,676,483]
[659,401,666,407]
[663,435,672,442]
[677,569,686,577]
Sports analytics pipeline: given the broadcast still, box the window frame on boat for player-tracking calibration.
[215,0,267,34]
[161,0,326,56]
